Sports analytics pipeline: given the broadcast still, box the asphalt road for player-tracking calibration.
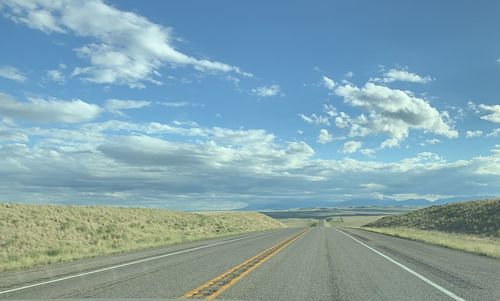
[1,224,499,301]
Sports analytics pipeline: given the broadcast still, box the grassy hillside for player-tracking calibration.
[364,199,500,237]
[0,203,284,272]
[362,199,500,258]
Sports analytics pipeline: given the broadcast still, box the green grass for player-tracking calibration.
[0,203,284,272]
[364,199,500,237]
[363,227,500,259]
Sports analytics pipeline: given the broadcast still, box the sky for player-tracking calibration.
[0,0,499,210]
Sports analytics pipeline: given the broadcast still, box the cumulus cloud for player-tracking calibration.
[317,129,333,144]
[0,93,101,123]
[373,68,433,84]
[0,65,26,82]
[335,82,458,147]
[466,130,483,138]
[341,140,362,153]
[1,0,250,88]
[251,85,282,97]
[0,117,499,209]
[299,113,330,126]
[105,99,151,116]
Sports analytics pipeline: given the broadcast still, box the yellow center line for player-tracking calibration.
[179,228,309,300]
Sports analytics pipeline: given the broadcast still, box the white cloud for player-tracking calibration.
[323,104,338,117]
[487,128,500,137]
[360,148,376,157]
[322,75,336,90]
[334,112,351,128]
[0,117,499,209]
[105,99,151,116]
[468,101,500,123]
[0,93,101,123]
[251,85,282,97]
[360,183,386,190]
[299,113,330,126]
[380,138,400,149]
[341,140,362,153]
[478,104,500,123]
[466,130,483,138]
[427,138,441,145]
[1,0,250,88]
[46,69,65,83]
[0,66,26,82]
[373,68,433,84]
[335,83,458,145]
[317,129,333,144]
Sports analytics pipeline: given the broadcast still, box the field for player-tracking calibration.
[261,206,412,220]
[362,199,500,258]
[0,203,284,272]
[279,218,319,227]
[327,215,387,228]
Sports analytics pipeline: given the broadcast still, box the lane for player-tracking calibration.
[0,228,302,299]
[340,227,500,301]
[221,226,498,301]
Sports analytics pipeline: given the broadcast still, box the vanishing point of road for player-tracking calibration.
[1,223,498,301]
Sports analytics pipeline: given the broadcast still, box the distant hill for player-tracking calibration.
[335,199,432,207]
[364,199,500,237]
[240,196,497,210]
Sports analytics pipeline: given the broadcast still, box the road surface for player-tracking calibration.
[1,223,498,301]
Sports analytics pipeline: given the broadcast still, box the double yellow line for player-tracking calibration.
[180,229,309,300]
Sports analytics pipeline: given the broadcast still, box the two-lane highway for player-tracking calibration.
[1,224,499,300]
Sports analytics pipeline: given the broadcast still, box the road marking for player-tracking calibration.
[336,229,467,301]
[180,229,309,300]
[0,231,279,296]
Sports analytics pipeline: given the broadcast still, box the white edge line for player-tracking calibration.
[0,231,277,295]
[336,229,467,301]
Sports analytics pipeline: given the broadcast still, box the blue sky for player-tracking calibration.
[0,0,499,209]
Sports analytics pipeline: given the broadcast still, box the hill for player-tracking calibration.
[364,199,500,237]
[0,203,283,272]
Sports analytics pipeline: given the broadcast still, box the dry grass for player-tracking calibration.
[363,227,500,259]
[0,203,284,272]
[364,199,500,237]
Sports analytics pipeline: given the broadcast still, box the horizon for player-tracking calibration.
[0,0,499,210]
